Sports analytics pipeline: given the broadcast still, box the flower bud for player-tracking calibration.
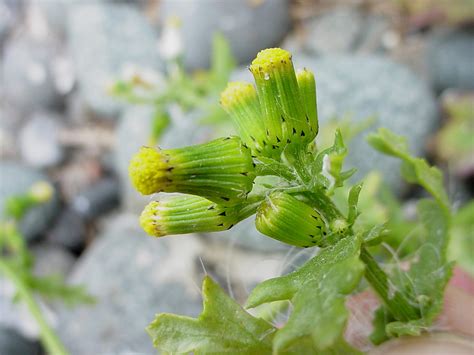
[296,68,318,137]
[249,48,318,154]
[255,192,328,248]
[129,136,256,205]
[140,195,243,237]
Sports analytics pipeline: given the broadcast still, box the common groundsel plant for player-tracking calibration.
[129,48,453,354]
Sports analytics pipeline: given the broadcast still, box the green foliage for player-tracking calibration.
[110,33,236,142]
[0,184,93,355]
[449,201,474,275]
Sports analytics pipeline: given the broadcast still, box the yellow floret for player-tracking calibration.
[220,82,257,109]
[129,146,168,195]
[249,48,292,72]
[140,201,164,237]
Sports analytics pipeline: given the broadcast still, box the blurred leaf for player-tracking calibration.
[449,201,474,276]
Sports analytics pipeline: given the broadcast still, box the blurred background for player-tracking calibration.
[0,0,473,354]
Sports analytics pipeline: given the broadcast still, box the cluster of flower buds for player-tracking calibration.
[129,48,348,248]
[221,48,318,159]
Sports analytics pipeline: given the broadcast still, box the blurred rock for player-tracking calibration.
[160,0,291,70]
[57,214,203,354]
[2,32,62,112]
[304,7,391,55]
[19,111,64,168]
[427,29,474,92]
[0,162,59,241]
[47,208,87,253]
[71,177,120,220]
[68,3,162,118]
[0,327,41,355]
[0,104,23,159]
[294,54,438,192]
[0,0,23,45]
[32,242,76,278]
[209,216,290,253]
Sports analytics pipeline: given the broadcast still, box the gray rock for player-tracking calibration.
[0,162,59,241]
[304,7,391,56]
[294,54,438,192]
[209,215,290,253]
[0,327,41,355]
[47,208,87,253]
[0,104,23,159]
[2,33,62,112]
[427,29,474,92]
[115,105,213,213]
[68,3,162,118]
[31,243,76,278]
[160,0,291,70]
[19,111,64,168]
[57,214,204,355]
[71,177,120,220]
[0,0,23,45]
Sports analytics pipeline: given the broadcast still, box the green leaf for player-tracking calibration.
[24,274,95,306]
[449,201,474,275]
[210,33,236,90]
[371,199,453,340]
[273,256,364,352]
[367,128,450,212]
[246,237,363,352]
[147,276,275,354]
[246,236,361,308]
[347,182,363,225]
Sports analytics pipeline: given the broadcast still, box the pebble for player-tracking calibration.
[427,29,474,92]
[160,0,291,69]
[19,111,64,168]
[67,3,163,118]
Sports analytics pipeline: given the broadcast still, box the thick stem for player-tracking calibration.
[360,247,419,321]
[0,260,68,355]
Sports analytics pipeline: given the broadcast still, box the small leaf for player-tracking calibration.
[367,128,450,212]
[147,276,275,354]
[347,182,363,225]
[246,236,361,309]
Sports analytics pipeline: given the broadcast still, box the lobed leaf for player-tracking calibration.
[147,276,275,354]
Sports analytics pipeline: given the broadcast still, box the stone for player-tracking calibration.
[2,32,62,112]
[0,162,59,241]
[19,111,64,168]
[0,104,23,159]
[160,0,291,70]
[71,177,120,221]
[67,3,163,118]
[294,54,438,192]
[31,243,76,278]
[208,215,290,253]
[304,7,391,56]
[47,208,87,254]
[0,327,41,355]
[0,0,23,45]
[427,29,474,92]
[56,214,204,354]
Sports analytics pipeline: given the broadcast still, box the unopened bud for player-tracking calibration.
[255,192,328,248]
[140,195,243,237]
[129,136,256,205]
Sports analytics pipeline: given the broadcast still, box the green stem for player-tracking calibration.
[0,259,68,355]
[303,191,342,221]
[360,247,419,321]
